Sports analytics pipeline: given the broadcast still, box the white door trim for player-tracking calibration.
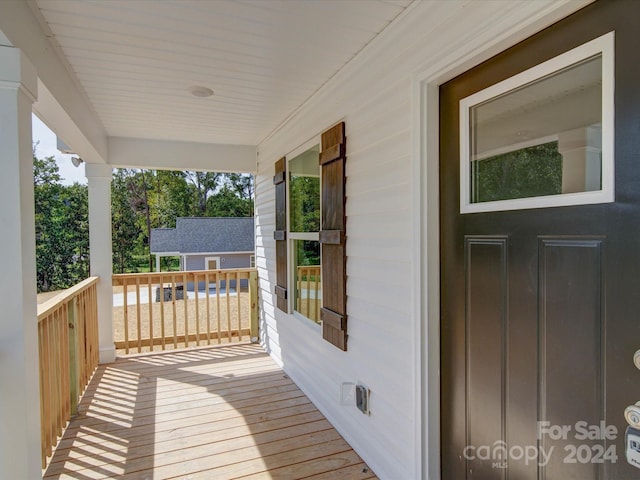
[410,2,594,478]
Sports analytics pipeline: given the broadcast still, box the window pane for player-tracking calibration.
[471,141,563,203]
[289,146,320,233]
[469,54,603,204]
[293,240,321,323]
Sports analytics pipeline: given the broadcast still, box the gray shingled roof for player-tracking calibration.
[150,228,180,253]
[150,217,254,254]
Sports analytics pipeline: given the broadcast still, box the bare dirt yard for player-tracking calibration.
[38,286,253,355]
[113,286,253,355]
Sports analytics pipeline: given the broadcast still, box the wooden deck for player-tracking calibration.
[43,343,377,479]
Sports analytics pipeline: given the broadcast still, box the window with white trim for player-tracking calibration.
[288,145,322,323]
[460,32,614,213]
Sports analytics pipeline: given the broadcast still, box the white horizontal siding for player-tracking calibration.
[255,1,589,478]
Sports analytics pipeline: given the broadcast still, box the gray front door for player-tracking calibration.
[440,1,640,478]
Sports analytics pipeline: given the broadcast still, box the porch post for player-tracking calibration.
[86,163,116,363]
[0,45,41,478]
[558,126,602,193]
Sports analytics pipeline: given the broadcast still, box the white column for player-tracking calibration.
[0,46,41,479]
[86,163,116,364]
[559,125,602,193]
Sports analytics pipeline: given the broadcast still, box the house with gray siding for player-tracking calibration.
[150,217,255,273]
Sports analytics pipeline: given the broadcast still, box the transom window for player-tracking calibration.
[460,32,614,213]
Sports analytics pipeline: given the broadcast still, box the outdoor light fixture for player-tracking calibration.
[71,156,84,168]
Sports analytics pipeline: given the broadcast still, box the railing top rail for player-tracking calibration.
[37,276,99,322]
[112,268,257,286]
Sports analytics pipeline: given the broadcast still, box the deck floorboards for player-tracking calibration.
[43,343,376,479]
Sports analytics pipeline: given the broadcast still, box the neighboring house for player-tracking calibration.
[5,2,640,480]
[149,217,255,273]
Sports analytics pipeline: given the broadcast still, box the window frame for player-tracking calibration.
[286,137,323,325]
[459,31,614,214]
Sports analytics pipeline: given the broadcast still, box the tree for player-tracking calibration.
[108,167,254,273]
[153,170,192,227]
[111,170,142,273]
[473,141,562,203]
[205,174,254,217]
[185,171,221,215]
[206,185,253,217]
[33,155,89,292]
[225,173,254,201]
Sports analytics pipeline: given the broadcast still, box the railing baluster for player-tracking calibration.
[68,296,79,417]
[216,272,222,343]
[160,274,166,351]
[171,274,177,349]
[250,270,258,342]
[135,277,142,353]
[61,302,70,428]
[225,272,231,342]
[38,319,46,468]
[315,269,320,321]
[308,268,312,319]
[123,279,129,354]
[205,273,211,345]
[42,316,52,461]
[148,280,153,352]
[236,271,242,341]
[183,272,188,348]
[54,307,62,438]
[194,273,200,346]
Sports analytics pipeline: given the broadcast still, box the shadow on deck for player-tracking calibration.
[43,343,376,479]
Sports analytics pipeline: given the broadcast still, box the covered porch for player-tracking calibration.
[0,1,595,478]
[43,343,376,480]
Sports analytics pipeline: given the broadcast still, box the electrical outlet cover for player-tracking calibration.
[356,383,370,415]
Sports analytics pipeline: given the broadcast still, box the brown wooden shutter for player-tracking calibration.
[273,157,288,313]
[319,122,347,350]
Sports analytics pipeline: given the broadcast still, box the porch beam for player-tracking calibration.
[0,1,108,164]
[108,137,257,174]
[86,163,116,364]
[0,45,41,479]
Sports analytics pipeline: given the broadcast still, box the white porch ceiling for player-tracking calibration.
[31,0,413,146]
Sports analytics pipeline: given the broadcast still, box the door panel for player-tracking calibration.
[466,237,508,477]
[539,238,604,479]
[440,1,640,479]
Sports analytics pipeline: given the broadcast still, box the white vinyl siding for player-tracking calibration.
[254,1,588,478]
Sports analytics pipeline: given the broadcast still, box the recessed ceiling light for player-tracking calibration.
[189,86,214,98]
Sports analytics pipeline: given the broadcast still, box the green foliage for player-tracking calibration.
[34,156,254,285]
[289,175,320,233]
[295,240,320,267]
[34,156,89,292]
[206,185,254,217]
[111,170,142,274]
[472,141,562,203]
[109,169,254,273]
